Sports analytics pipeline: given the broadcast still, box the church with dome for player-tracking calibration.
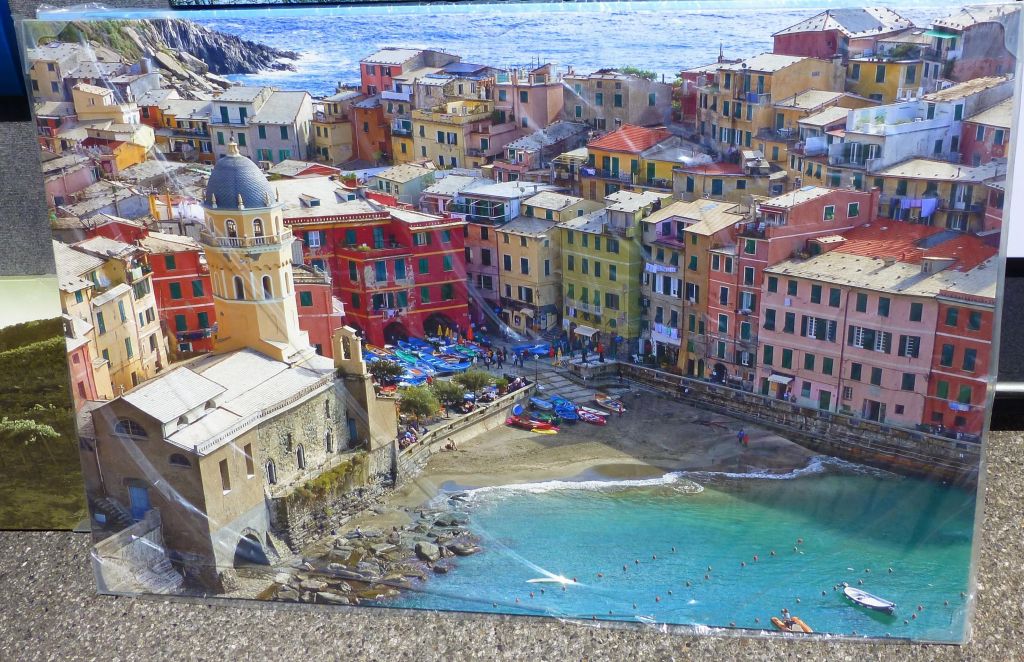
[78,143,398,592]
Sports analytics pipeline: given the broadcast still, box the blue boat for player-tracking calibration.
[549,395,579,422]
[419,352,471,373]
[529,397,554,411]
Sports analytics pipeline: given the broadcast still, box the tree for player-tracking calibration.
[369,359,405,384]
[454,368,494,394]
[431,380,466,408]
[620,66,658,81]
[398,386,441,421]
[0,417,61,464]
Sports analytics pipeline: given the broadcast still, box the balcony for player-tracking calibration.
[170,126,209,138]
[756,127,798,143]
[466,148,484,157]
[366,275,416,290]
[586,168,632,183]
[651,323,681,347]
[390,123,412,137]
[315,111,351,124]
[447,202,508,225]
[940,198,984,214]
[737,222,767,239]
[200,229,292,249]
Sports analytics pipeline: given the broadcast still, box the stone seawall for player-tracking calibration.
[396,386,536,485]
[619,364,981,488]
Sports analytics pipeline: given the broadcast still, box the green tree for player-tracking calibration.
[454,369,494,394]
[398,386,441,421]
[369,359,405,384]
[620,66,658,81]
[431,380,466,408]
[0,417,61,463]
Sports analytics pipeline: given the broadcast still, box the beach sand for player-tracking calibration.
[340,391,816,535]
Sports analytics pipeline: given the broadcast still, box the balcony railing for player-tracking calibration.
[200,229,292,249]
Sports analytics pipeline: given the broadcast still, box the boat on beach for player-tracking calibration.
[579,406,612,418]
[595,393,625,413]
[771,615,813,633]
[506,415,559,433]
[548,395,579,423]
[530,396,554,411]
[577,409,607,425]
[842,584,896,615]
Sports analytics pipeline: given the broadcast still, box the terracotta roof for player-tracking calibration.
[829,222,996,270]
[587,125,672,154]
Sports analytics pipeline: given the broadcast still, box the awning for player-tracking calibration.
[923,30,958,39]
[768,374,793,385]
[572,324,599,338]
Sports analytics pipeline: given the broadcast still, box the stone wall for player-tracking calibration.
[396,386,535,483]
[619,364,982,488]
[268,444,393,550]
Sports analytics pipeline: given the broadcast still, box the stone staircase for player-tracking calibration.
[132,556,184,594]
[92,497,134,529]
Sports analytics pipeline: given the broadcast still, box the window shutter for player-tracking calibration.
[827,320,837,342]
[898,335,908,357]
[847,325,855,346]
[800,315,808,337]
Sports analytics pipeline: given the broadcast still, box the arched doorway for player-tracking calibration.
[711,362,726,382]
[383,322,409,344]
[423,313,457,339]
[233,532,270,567]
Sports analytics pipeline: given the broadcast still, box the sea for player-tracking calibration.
[384,459,976,642]
[192,0,949,98]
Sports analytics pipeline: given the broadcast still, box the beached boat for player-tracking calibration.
[530,396,554,411]
[579,406,612,418]
[578,409,607,425]
[548,396,579,423]
[842,584,896,615]
[771,615,813,633]
[595,393,625,413]
[506,415,558,433]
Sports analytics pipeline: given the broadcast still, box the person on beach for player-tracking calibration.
[737,428,745,445]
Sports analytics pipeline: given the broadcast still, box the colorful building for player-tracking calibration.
[490,120,589,184]
[312,91,363,166]
[960,97,1013,167]
[367,163,437,206]
[580,124,674,200]
[563,69,672,130]
[929,4,1020,82]
[411,99,517,170]
[34,100,77,153]
[495,214,563,335]
[758,223,996,433]
[673,156,787,205]
[53,237,168,396]
[771,7,913,62]
[272,175,470,344]
[359,48,460,97]
[559,190,672,354]
[138,231,216,355]
[494,63,565,134]
[293,264,344,357]
[151,97,214,164]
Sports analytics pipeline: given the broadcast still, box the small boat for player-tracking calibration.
[595,393,625,413]
[528,411,561,425]
[512,342,551,356]
[530,397,554,411]
[549,395,577,410]
[578,409,607,425]
[579,406,612,418]
[771,615,813,633]
[506,415,558,432]
[842,584,896,615]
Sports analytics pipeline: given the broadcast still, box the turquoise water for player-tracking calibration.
[386,462,976,642]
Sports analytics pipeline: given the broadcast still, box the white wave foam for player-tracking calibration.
[457,472,704,499]
[681,455,893,481]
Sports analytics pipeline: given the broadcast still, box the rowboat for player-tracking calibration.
[506,415,558,433]
[842,584,896,615]
[770,615,812,633]
[595,393,625,413]
[530,397,554,411]
[548,396,579,423]
[528,411,561,425]
[578,409,607,425]
[579,406,612,418]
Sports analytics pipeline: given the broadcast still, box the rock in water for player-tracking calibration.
[147,19,299,74]
[434,512,470,528]
[448,544,480,557]
[415,541,442,563]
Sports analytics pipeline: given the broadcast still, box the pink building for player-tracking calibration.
[771,7,913,62]
[293,264,344,358]
[494,64,565,134]
[712,185,878,382]
[41,153,98,208]
[757,223,995,430]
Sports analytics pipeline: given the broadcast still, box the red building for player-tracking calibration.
[138,232,217,354]
[353,98,390,164]
[960,97,1012,167]
[279,182,469,345]
[923,257,998,438]
[294,264,344,357]
[771,7,912,61]
[64,315,102,410]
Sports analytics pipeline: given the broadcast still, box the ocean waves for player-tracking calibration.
[453,471,705,501]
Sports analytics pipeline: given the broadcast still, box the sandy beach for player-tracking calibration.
[341,390,817,534]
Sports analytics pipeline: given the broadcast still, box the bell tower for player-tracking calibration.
[200,142,314,364]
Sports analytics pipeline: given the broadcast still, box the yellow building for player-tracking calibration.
[200,142,315,363]
[846,52,940,104]
[697,53,845,153]
[559,190,672,353]
[53,238,168,395]
[411,100,494,169]
[313,91,362,166]
[580,124,678,200]
[496,215,563,334]
[72,83,140,124]
[873,157,1006,232]
[154,98,214,165]
[521,190,602,222]
[674,154,788,204]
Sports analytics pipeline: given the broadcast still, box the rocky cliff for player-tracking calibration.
[56,18,297,76]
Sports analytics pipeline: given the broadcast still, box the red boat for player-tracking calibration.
[506,415,559,433]
[578,409,607,425]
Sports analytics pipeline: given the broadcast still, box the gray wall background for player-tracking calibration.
[0,2,1021,658]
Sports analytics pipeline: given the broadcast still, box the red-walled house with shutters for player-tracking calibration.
[276,178,469,345]
[960,98,1012,167]
[293,264,344,357]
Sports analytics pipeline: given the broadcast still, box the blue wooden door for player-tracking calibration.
[128,485,150,521]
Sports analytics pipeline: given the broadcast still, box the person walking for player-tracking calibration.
[496,350,504,370]
[737,428,746,445]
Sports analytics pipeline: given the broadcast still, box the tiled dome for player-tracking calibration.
[204,143,275,210]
